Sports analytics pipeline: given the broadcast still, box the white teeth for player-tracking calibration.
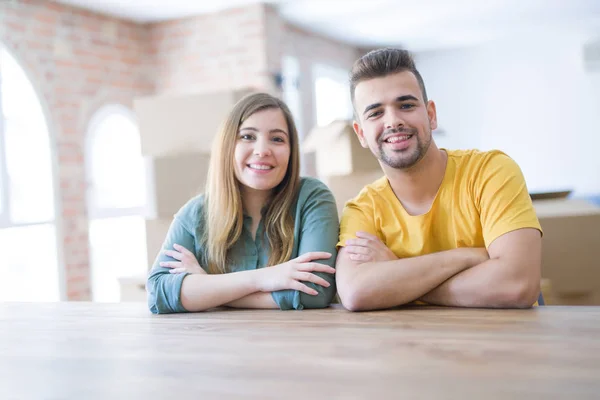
[386,135,411,143]
[249,164,273,170]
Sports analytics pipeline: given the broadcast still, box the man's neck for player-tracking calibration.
[384,144,448,216]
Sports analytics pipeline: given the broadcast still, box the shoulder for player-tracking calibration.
[295,177,339,221]
[296,177,334,203]
[174,194,205,233]
[447,149,522,177]
[346,175,389,209]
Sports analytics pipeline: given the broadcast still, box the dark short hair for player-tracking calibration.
[349,48,428,107]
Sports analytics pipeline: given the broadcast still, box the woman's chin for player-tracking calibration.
[239,180,281,193]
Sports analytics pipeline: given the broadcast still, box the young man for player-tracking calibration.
[335,48,542,311]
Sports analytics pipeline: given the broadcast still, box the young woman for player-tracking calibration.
[146,93,339,313]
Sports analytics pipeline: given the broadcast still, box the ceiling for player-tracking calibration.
[53,0,600,51]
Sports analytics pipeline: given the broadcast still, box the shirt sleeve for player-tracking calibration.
[271,180,340,310]
[476,152,542,247]
[337,190,378,248]
[146,216,197,314]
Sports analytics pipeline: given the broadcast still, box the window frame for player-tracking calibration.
[85,103,146,220]
[0,44,65,300]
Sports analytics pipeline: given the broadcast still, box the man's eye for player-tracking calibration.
[368,111,382,118]
[401,104,415,109]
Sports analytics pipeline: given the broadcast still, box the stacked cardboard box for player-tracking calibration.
[533,198,600,305]
[118,89,250,301]
[303,120,383,217]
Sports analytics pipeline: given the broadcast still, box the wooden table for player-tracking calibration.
[1,303,599,399]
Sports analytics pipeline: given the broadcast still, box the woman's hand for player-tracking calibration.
[256,252,335,296]
[160,243,206,274]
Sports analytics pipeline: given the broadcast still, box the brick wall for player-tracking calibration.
[0,0,359,300]
[150,3,275,95]
[0,0,154,300]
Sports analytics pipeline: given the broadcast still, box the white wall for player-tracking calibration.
[416,30,600,196]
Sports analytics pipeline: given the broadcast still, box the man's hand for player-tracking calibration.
[344,231,398,263]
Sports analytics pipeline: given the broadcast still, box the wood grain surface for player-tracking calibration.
[1,303,599,399]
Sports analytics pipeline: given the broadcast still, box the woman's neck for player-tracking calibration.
[241,186,272,221]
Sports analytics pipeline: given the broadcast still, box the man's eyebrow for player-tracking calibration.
[362,95,419,115]
[395,95,419,102]
[363,102,382,116]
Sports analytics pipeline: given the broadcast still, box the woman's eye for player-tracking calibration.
[240,134,254,140]
[272,136,285,143]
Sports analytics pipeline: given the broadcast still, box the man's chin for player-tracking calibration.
[380,154,421,169]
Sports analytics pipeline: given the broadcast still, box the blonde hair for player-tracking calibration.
[201,93,301,274]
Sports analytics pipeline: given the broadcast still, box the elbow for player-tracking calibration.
[499,279,540,309]
[337,283,371,312]
[336,273,372,311]
[146,280,165,314]
[340,294,364,312]
[302,285,336,309]
[305,295,332,309]
[146,275,179,314]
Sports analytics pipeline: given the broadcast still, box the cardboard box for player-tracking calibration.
[134,89,252,157]
[326,170,384,217]
[303,120,380,178]
[145,218,173,268]
[534,199,600,305]
[144,151,209,219]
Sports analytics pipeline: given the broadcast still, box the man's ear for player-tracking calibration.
[427,100,438,131]
[353,120,368,148]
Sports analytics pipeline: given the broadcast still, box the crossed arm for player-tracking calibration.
[146,229,335,314]
[146,183,339,314]
[335,228,541,311]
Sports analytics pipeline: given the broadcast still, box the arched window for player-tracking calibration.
[0,46,60,301]
[86,105,148,302]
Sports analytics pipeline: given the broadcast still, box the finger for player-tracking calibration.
[356,231,382,241]
[295,272,330,288]
[344,238,371,247]
[298,262,336,274]
[291,281,319,296]
[162,249,183,261]
[160,261,181,268]
[295,251,332,263]
[349,253,371,262]
[344,245,370,255]
[173,243,194,256]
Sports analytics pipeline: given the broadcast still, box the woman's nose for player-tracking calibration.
[253,139,272,157]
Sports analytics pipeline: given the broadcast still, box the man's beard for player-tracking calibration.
[376,126,431,169]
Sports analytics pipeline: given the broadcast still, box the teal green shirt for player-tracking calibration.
[147,177,339,314]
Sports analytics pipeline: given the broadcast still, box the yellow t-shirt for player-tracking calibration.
[338,149,542,256]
